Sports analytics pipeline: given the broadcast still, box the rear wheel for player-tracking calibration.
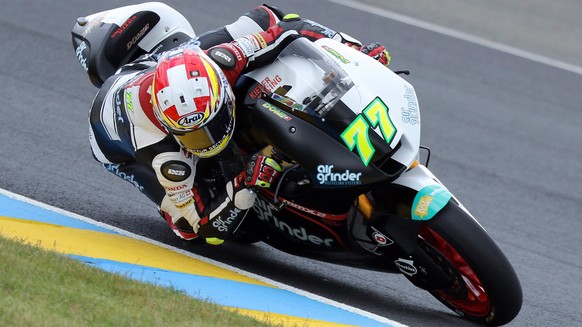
[417,203,522,325]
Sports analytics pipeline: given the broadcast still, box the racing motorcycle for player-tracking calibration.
[72,4,522,325]
[231,38,522,326]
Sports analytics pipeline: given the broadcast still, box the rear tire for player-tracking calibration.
[419,202,522,325]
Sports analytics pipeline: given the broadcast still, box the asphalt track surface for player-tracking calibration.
[1,1,581,326]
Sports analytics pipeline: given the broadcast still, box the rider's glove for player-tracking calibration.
[244,155,282,189]
[359,42,391,67]
[198,157,280,245]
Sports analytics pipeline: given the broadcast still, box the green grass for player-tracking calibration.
[0,235,275,327]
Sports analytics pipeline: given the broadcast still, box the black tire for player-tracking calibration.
[419,202,522,326]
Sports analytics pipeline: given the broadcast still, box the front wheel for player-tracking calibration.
[416,202,522,325]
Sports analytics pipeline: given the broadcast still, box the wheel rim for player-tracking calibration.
[420,225,491,317]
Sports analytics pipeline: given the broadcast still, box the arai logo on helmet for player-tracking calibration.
[177,112,205,127]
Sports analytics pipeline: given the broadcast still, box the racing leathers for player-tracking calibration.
[88,5,390,242]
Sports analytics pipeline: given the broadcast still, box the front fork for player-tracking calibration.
[353,161,463,290]
[356,160,455,254]
[356,158,476,231]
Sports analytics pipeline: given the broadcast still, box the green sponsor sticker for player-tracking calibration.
[411,184,452,221]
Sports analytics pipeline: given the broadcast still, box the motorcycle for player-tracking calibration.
[229,37,522,326]
[71,5,522,325]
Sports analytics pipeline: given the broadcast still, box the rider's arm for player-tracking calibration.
[149,147,279,240]
[204,23,300,85]
[197,5,284,50]
[277,14,362,46]
[204,13,390,86]
[150,150,203,230]
[278,14,391,66]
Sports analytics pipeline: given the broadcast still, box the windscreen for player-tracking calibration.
[271,38,354,118]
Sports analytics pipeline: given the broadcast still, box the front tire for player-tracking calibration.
[418,202,522,325]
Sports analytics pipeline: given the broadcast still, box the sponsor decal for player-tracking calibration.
[341,97,397,166]
[249,75,282,99]
[110,15,137,39]
[194,119,233,157]
[124,90,134,113]
[213,49,231,63]
[105,163,144,191]
[222,43,242,61]
[177,112,205,127]
[322,45,350,64]
[401,85,419,125]
[395,258,417,276]
[411,184,452,221]
[75,41,89,72]
[304,19,337,38]
[262,103,292,121]
[161,161,192,182]
[255,34,267,49]
[165,184,189,192]
[126,23,150,50]
[176,198,194,209]
[282,200,328,219]
[212,208,242,232]
[168,169,185,176]
[316,165,362,186]
[370,226,394,246]
[246,36,261,51]
[235,37,256,58]
[171,190,193,203]
[272,93,303,111]
[210,48,235,69]
[254,198,335,248]
[259,189,348,226]
[114,93,125,123]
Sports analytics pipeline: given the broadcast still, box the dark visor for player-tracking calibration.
[172,100,234,156]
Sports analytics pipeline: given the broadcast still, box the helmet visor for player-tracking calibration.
[172,100,235,157]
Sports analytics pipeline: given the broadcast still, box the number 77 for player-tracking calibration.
[341,97,397,166]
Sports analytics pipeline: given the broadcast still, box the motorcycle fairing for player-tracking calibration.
[234,96,402,189]
[239,38,456,252]
[253,194,350,251]
[313,38,422,170]
[240,38,423,187]
[391,164,459,222]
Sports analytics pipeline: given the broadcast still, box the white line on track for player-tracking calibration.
[327,0,582,75]
[0,188,409,327]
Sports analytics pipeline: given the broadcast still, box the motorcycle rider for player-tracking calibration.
[87,4,391,243]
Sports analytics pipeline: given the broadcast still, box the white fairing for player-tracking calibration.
[246,38,421,169]
[316,38,422,169]
[246,38,481,225]
[392,164,481,226]
[85,2,196,54]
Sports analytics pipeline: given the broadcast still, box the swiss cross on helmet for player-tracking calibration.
[152,44,235,158]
